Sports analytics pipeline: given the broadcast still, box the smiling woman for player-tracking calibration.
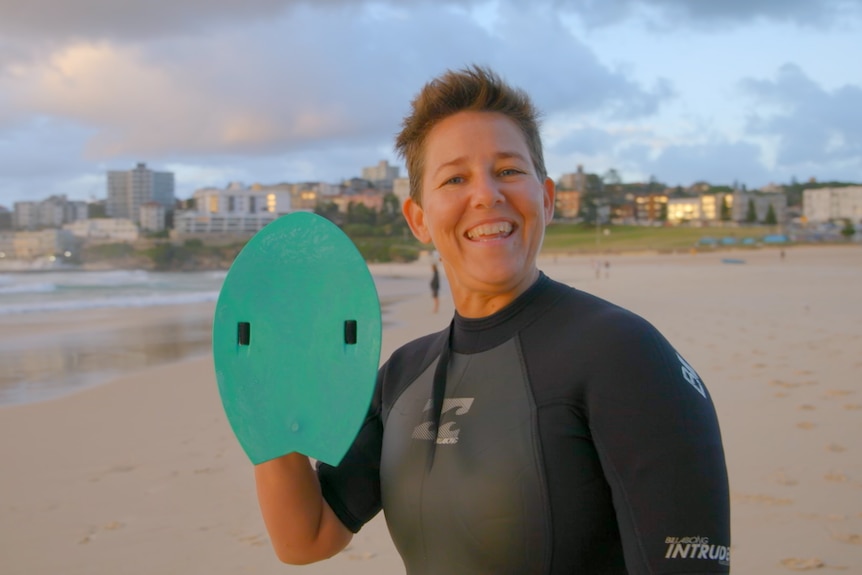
[401,110,555,317]
[252,64,732,575]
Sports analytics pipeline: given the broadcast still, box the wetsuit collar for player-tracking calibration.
[451,272,558,354]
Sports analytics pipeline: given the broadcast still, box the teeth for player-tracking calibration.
[466,221,513,240]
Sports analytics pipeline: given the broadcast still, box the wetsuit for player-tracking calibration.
[318,273,730,574]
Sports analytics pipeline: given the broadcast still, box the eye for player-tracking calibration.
[443,175,465,185]
[499,168,524,177]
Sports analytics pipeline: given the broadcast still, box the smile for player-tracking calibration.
[465,221,514,241]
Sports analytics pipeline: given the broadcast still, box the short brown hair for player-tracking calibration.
[395,65,547,205]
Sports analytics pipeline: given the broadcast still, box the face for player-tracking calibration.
[403,111,555,317]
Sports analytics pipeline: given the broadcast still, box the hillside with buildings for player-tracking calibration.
[1,160,860,269]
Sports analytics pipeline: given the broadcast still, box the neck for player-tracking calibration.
[448,268,540,319]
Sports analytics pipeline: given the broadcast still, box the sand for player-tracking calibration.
[1,245,860,574]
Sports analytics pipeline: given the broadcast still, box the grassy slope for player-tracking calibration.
[541,223,785,254]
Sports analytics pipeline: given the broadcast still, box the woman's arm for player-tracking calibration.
[254,452,353,564]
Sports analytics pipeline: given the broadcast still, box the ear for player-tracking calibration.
[542,177,556,223]
[402,197,433,244]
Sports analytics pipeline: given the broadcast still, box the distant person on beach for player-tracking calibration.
[254,65,731,573]
[430,262,440,313]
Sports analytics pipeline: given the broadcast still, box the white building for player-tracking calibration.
[0,229,77,260]
[13,195,89,230]
[803,186,862,223]
[64,219,140,242]
[107,162,175,224]
[361,160,400,193]
[666,195,729,224]
[173,182,293,235]
[139,202,166,232]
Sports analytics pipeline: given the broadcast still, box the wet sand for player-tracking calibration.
[1,245,860,574]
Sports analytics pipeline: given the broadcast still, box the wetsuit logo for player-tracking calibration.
[676,353,706,398]
[412,398,474,445]
[664,536,730,567]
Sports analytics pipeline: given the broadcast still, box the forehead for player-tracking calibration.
[422,111,530,167]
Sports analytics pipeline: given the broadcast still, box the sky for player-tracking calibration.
[1,0,861,207]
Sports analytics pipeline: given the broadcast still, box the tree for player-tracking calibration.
[840,219,856,239]
[745,199,758,223]
[347,202,376,226]
[720,196,731,221]
[602,169,622,187]
[764,203,777,226]
[381,193,400,222]
[314,201,342,225]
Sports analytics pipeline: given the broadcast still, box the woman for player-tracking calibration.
[255,65,730,574]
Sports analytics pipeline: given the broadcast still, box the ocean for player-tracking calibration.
[0,269,421,406]
[0,270,225,406]
[0,269,224,315]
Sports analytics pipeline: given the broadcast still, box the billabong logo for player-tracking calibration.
[412,398,474,445]
[664,536,729,566]
[676,353,706,398]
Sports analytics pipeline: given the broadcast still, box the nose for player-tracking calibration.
[470,172,505,208]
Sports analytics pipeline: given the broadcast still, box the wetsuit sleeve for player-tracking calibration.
[315,367,384,533]
[585,310,731,574]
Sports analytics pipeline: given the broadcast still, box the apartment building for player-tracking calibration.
[13,195,88,230]
[803,186,862,223]
[361,160,400,193]
[173,182,292,235]
[64,218,140,242]
[107,162,175,224]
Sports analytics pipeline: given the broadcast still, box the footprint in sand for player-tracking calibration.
[779,557,825,570]
[824,471,850,483]
[89,464,138,483]
[237,533,268,547]
[770,379,802,388]
[826,443,847,453]
[797,512,847,521]
[844,403,862,410]
[830,532,862,545]
[796,421,816,430]
[732,493,793,506]
[103,521,124,530]
[78,521,125,544]
[772,471,798,486]
[798,404,816,411]
[340,546,377,560]
[823,389,854,399]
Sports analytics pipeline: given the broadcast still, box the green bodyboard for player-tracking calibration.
[212,212,381,466]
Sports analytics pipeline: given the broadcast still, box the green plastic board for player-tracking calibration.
[213,212,381,466]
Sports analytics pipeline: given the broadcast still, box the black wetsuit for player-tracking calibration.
[318,273,730,574]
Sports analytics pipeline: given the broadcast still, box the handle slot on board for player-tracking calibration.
[344,320,357,345]
[237,322,251,346]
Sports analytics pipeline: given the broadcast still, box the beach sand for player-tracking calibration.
[1,245,860,574]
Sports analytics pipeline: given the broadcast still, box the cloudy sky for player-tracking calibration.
[1,0,860,207]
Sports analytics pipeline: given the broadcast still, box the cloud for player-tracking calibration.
[554,0,862,28]
[0,2,664,161]
[628,139,770,187]
[0,0,307,41]
[742,63,862,168]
